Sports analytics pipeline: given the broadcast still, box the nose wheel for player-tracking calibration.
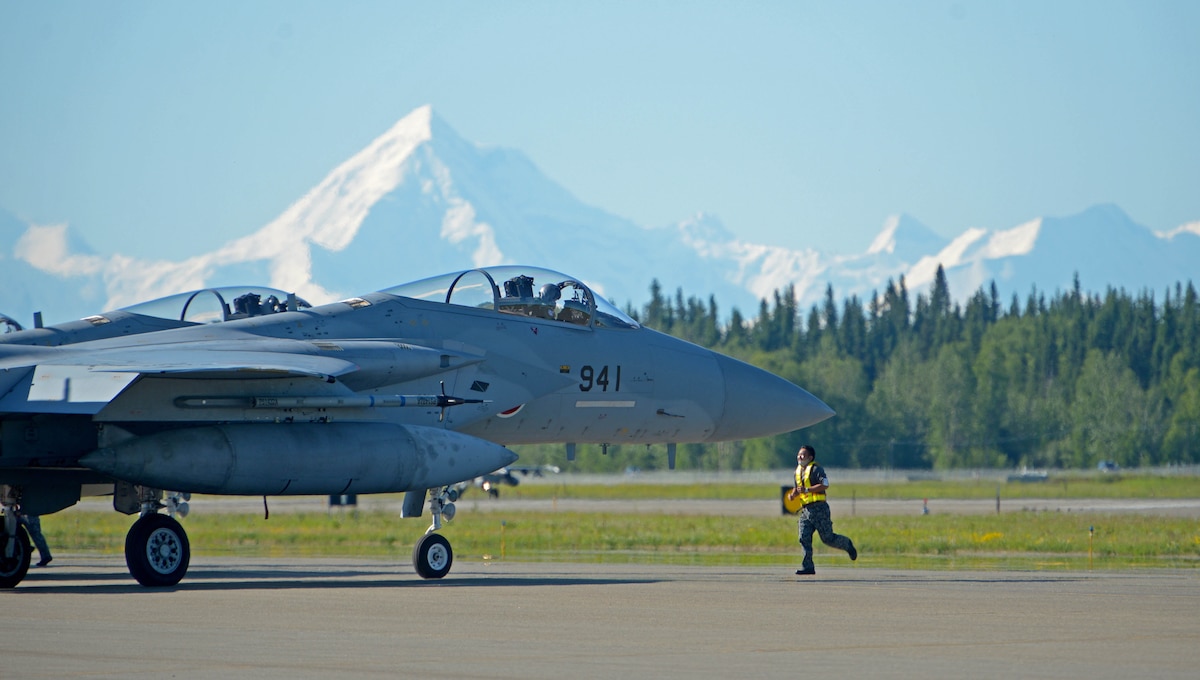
[412,533,453,579]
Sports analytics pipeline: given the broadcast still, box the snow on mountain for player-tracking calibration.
[867,214,949,260]
[1159,221,1200,240]
[1,106,1197,328]
[910,205,1200,307]
[1,215,111,325]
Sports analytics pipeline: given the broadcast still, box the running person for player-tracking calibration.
[788,445,856,574]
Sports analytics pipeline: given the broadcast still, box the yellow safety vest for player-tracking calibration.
[794,462,827,506]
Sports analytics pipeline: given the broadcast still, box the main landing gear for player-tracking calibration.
[1,510,32,589]
[125,513,190,587]
[412,486,457,579]
[123,487,191,587]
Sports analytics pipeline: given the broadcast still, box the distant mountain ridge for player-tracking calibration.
[2,105,1198,327]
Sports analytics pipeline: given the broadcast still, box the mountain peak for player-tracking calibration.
[3,104,1196,326]
[677,212,735,245]
[253,106,437,253]
[866,214,947,261]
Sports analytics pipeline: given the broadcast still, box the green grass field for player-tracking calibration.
[36,474,1200,571]
[501,474,1200,500]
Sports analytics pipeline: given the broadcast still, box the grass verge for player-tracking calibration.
[503,475,1200,500]
[39,508,1200,571]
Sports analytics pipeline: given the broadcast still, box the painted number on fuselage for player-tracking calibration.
[579,365,621,392]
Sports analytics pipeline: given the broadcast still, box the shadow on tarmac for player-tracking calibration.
[13,565,660,594]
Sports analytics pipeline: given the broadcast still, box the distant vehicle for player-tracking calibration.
[1007,467,1049,483]
[1098,461,1120,473]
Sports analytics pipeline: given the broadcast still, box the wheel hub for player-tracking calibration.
[146,528,182,574]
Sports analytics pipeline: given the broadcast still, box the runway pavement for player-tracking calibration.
[4,557,1198,679]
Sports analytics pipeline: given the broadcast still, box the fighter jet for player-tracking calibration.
[453,464,561,498]
[0,265,834,588]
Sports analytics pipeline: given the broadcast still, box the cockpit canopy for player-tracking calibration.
[114,286,312,324]
[381,266,639,330]
[0,313,23,334]
[0,286,315,347]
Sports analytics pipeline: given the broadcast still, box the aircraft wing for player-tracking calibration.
[0,338,483,415]
[61,348,360,380]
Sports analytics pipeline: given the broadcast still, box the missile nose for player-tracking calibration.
[78,447,117,475]
[709,353,835,441]
[500,448,519,468]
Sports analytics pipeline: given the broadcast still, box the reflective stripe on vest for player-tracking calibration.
[794,462,827,506]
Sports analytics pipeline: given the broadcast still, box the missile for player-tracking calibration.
[175,393,483,409]
[79,423,517,496]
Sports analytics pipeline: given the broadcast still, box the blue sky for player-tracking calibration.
[2,1,1197,262]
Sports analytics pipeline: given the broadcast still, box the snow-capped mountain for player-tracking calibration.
[2,106,1198,328]
[923,205,1200,306]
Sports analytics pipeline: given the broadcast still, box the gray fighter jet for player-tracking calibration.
[453,464,562,498]
[0,266,833,587]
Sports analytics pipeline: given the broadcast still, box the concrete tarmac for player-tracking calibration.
[4,557,1198,679]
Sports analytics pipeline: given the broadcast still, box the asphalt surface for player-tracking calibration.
[5,558,1198,679]
[15,492,1199,678]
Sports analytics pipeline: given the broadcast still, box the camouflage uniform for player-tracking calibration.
[797,500,853,573]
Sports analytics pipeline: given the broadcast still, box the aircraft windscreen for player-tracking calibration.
[382,267,639,329]
[116,287,311,323]
[444,270,496,310]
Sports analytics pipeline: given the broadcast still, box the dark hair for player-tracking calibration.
[799,445,816,457]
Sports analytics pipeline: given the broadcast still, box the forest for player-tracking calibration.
[525,267,1200,472]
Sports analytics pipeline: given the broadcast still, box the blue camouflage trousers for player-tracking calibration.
[797,501,853,571]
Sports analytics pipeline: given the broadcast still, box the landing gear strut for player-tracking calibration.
[412,486,456,579]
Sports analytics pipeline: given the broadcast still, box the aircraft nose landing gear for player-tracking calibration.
[412,486,456,579]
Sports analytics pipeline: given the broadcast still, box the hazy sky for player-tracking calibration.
[2,1,1197,262]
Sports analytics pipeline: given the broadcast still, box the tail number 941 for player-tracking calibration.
[579,365,621,392]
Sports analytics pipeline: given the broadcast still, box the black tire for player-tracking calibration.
[0,523,32,588]
[412,533,453,579]
[125,514,190,587]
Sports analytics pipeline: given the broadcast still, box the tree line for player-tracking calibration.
[541,268,1199,473]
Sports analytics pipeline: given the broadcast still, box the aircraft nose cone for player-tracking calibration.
[709,354,835,441]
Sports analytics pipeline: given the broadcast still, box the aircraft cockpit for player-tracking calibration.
[382,266,639,330]
[0,286,312,347]
[119,286,312,324]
